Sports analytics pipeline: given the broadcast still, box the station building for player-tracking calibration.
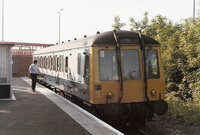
[0,42,52,99]
[0,43,14,99]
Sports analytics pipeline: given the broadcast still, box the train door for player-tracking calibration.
[52,55,57,85]
[83,55,90,101]
[56,56,60,85]
[145,48,165,101]
[121,47,145,102]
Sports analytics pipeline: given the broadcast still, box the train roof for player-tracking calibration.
[91,30,159,45]
[33,30,160,55]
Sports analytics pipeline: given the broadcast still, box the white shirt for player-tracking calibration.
[29,64,40,74]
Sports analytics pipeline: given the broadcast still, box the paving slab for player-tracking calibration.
[0,77,90,135]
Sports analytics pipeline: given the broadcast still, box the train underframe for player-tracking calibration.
[95,100,168,127]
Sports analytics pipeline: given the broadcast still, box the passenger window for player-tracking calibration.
[39,57,42,68]
[48,56,50,69]
[44,57,46,69]
[57,56,59,71]
[46,57,47,69]
[58,55,61,72]
[65,57,68,73]
[43,57,45,68]
[41,57,43,68]
[43,57,45,69]
[37,57,39,67]
[53,56,56,71]
[77,53,81,75]
[51,57,53,70]
[61,55,64,72]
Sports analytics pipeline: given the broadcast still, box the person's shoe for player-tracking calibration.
[32,89,35,92]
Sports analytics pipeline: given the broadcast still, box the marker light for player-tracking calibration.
[151,90,157,96]
[107,92,113,99]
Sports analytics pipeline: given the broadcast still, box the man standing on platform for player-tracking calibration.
[29,60,40,92]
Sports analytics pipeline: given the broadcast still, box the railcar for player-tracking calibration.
[33,30,168,126]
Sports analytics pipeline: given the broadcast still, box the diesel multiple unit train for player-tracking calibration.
[33,30,168,126]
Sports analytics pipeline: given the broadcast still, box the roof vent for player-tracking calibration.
[96,31,100,34]
[84,35,87,38]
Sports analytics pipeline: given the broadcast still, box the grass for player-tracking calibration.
[166,96,200,125]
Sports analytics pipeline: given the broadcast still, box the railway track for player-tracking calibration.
[117,128,150,135]
[138,129,149,135]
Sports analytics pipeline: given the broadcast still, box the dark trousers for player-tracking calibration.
[31,73,37,91]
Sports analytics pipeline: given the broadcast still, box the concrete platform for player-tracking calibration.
[0,77,123,135]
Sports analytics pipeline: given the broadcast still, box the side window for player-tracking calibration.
[40,57,42,68]
[53,56,56,71]
[43,57,45,69]
[37,57,40,68]
[77,53,81,75]
[57,56,59,71]
[50,57,53,70]
[59,55,62,72]
[47,56,50,69]
[45,57,47,69]
[61,55,64,72]
[44,57,46,69]
[41,57,43,68]
[65,57,68,73]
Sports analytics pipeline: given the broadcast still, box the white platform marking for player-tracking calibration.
[21,77,124,135]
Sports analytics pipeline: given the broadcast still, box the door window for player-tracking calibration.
[122,50,141,80]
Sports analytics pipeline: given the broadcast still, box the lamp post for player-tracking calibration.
[193,0,195,19]
[2,0,4,43]
[57,8,63,44]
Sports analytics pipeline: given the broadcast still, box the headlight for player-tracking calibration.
[151,89,157,96]
[107,91,113,99]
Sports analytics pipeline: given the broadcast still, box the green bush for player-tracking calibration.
[166,92,200,125]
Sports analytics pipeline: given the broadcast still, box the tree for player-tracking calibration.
[112,16,126,30]
[128,12,200,102]
[177,16,200,101]
[129,12,149,33]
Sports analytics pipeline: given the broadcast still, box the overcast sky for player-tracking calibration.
[0,0,199,44]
